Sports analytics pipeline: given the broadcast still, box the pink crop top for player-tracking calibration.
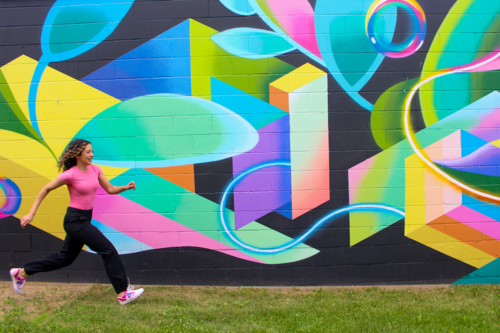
[58,165,102,210]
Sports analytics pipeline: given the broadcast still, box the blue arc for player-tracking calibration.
[219,161,406,254]
[28,61,48,138]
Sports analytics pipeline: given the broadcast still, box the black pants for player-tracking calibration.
[23,207,128,294]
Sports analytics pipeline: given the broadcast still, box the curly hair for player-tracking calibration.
[57,139,91,172]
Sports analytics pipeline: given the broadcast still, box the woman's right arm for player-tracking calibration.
[20,177,65,228]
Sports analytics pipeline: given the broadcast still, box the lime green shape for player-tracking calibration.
[420,0,500,126]
[349,92,500,246]
[189,19,295,102]
[371,78,420,150]
[0,69,50,151]
[349,146,406,246]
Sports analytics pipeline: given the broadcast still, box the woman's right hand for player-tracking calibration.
[20,214,34,228]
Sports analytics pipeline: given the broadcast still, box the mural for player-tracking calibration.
[1,0,500,285]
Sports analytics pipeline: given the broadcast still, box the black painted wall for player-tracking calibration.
[0,0,478,286]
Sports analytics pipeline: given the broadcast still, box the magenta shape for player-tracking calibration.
[446,205,500,241]
[93,188,264,263]
[232,116,291,229]
[263,0,322,59]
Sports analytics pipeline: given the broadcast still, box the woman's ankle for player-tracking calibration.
[18,268,28,279]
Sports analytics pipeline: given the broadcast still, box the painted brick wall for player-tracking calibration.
[0,0,499,286]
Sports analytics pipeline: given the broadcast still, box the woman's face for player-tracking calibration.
[76,143,94,166]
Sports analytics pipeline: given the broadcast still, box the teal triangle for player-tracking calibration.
[89,219,153,255]
[210,77,287,130]
[460,129,489,157]
[453,257,500,285]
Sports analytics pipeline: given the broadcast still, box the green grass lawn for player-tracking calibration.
[1,284,500,332]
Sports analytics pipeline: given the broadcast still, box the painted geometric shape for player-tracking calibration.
[211,28,296,59]
[112,169,319,264]
[270,63,325,95]
[462,194,500,228]
[230,63,330,228]
[0,176,22,217]
[1,55,122,161]
[93,188,264,262]
[447,204,500,242]
[0,68,41,143]
[461,130,490,157]
[315,0,397,110]
[419,0,500,127]
[40,0,134,63]
[434,132,500,177]
[371,78,420,150]
[82,20,191,100]
[85,18,296,103]
[1,55,42,124]
[190,19,296,102]
[89,219,154,255]
[454,257,500,285]
[348,92,500,246]
[427,210,500,258]
[0,128,61,180]
[232,116,291,229]
[348,149,407,246]
[405,131,496,269]
[211,77,288,130]
[0,153,69,240]
[269,63,330,219]
[145,164,195,193]
[74,93,259,168]
[269,85,289,112]
[254,0,321,59]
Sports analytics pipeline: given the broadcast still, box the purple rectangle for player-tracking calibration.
[232,116,291,229]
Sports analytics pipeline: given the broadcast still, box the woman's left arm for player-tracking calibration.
[98,172,136,195]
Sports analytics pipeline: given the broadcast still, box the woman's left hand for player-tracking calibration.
[125,181,136,191]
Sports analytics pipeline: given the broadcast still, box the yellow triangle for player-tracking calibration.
[0,154,68,240]
[1,55,36,122]
[0,129,58,178]
[1,55,121,158]
[490,138,500,149]
[270,63,326,93]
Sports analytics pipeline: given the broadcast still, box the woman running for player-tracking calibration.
[10,139,144,305]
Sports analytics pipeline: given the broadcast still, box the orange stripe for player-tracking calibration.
[428,214,500,257]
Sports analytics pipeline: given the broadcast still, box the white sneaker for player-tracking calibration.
[9,268,26,294]
[117,285,144,305]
